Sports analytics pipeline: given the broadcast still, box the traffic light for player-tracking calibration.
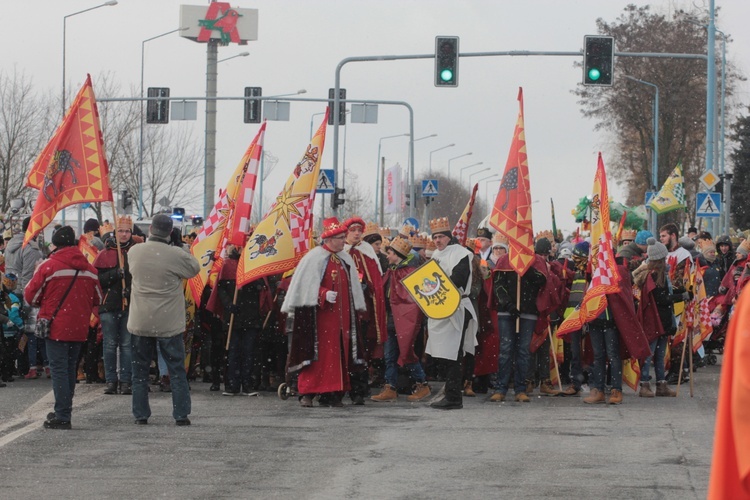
[434,36,459,87]
[244,87,262,123]
[120,190,133,214]
[146,87,170,124]
[327,88,347,125]
[331,186,346,209]
[583,35,615,86]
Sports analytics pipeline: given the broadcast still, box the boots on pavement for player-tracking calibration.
[371,384,397,402]
[656,381,676,397]
[639,382,655,398]
[407,383,431,402]
[583,388,605,404]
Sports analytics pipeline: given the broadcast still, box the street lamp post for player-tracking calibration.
[624,75,659,232]
[375,133,409,223]
[406,133,437,220]
[140,27,187,219]
[62,0,117,228]
[459,162,484,184]
[716,30,730,234]
[469,168,492,185]
[428,144,455,176]
[447,153,472,176]
[217,51,250,64]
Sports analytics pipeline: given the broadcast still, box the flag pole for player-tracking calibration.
[548,324,563,392]
[225,286,240,351]
[516,274,521,332]
[675,329,689,397]
[688,322,694,397]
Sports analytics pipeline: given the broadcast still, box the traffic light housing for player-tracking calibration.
[327,88,347,125]
[146,87,170,124]
[435,36,459,87]
[331,186,346,209]
[120,190,133,214]
[244,87,262,123]
[583,36,615,86]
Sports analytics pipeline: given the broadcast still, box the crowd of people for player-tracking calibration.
[1,209,749,426]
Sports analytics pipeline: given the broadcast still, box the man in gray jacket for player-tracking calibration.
[127,214,200,426]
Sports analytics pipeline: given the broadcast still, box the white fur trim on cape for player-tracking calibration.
[281,245,367,313]
[345,240,382,274]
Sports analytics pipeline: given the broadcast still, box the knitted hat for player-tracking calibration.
[321,217,347,239]
[83,218,100,234]
[51,225,76,248]
[150,214,173,239]
[559,248,573,260]
[678,236,696,251]
[647,237,668,261]
[737,240,750,258]
[573,241,590,258]
[702,244,717,263]
[534,237,552,255]
[635,230,653,246]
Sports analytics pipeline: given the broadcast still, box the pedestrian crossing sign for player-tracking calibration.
[317,169,335,194]
[422,179,438,197]
[696,192,721,218]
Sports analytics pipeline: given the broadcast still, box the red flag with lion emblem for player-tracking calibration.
[24,75,113,245]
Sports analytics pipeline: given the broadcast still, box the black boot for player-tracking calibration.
[103,382,118,395]
[120,383,132,395]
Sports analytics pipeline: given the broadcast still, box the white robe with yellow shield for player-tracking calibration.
[425,243,478,360]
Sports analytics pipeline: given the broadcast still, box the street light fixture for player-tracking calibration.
[459,162,484,184]
[448,152,472,175]
[62,0,117,227]
[375,133,410,221]
[469,168,492,185]
[217,51,250,63]
[428,143,455,176]
[139,27,188,219]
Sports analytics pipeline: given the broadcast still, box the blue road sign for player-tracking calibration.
[645,191,655,206]
[317,169,335,194]
[403,217,420,231]
[421,179,439,197]
[696,192,721,218]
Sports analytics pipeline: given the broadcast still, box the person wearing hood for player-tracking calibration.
[702,244,722,297]
[1,273,24,385]
[24,226,103,429]
[715,235,734,282]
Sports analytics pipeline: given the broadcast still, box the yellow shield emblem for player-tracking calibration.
[401,259,461,320]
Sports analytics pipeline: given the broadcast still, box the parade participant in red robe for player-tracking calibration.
[281,217,367,408]
[344,217,387,405]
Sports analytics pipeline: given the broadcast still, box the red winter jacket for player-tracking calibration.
[25,246,103,342]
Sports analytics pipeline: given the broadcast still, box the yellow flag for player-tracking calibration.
[401,259,461,320]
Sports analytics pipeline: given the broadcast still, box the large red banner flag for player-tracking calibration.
[489,87,534,275]
[24,75,113,244]
[236,109,329,288]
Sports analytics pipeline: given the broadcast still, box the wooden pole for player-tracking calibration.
[675,331,689,397]
[515,274,521,333]
[688,327,694,398]
[224,285,240,351]
[548,325,563,392]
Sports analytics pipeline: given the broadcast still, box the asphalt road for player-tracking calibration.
[0,363,720,500]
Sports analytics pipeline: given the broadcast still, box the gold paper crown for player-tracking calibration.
[621,229,637,241]
[492,232,509,246]
[426,239,437,251]
[116,215,133,231]
[409,235,428,249]
[466,238,477,250]
[379,227,392,239]
[389,236,412,257]
[363,222,380,238]
[429,217,451,234]
[535,230,554,243]
[399,223,416,237]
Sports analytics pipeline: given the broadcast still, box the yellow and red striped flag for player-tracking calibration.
[24,75,113,244]
[558,153,621,337]
[78,233,100,264]
[452,183,478,246]
[489,88,534,275]
[188,122,266,303]
[236,110,329,287]
[622,358,641,392]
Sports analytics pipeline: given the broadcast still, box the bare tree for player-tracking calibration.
[338,170,374,219]
[0,69,56,212]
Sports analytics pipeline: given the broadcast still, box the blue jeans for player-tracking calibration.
[495,315,535,395]
[641,336,668,383]
[101,310,132,384]
[226,327,258,392]
[589,322,622,391]
[568,329,583,390]
[384,323,425,387]
[131,334,191,421]
[27,334,48,368]
[45,339,82,422]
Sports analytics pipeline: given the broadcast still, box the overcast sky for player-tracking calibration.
[4,0,749,233]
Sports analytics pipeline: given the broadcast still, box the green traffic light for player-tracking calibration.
[588,68,601,81]
[440,68,454,82]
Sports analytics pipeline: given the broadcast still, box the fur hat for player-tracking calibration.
[51,226,76,248]
[635,230,653,246]
[83,218,100,234]
[150,214,173,239]
[647,237,669,261]
[321,217,347,239]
